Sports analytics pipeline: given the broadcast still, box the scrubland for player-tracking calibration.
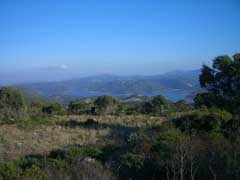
[0,115,165,160]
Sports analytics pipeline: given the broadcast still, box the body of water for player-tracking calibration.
[63,89,192,102]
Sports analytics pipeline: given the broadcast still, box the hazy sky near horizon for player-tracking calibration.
[0,0,240,84]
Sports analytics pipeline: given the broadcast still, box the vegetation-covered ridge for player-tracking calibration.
[0,53,240,180]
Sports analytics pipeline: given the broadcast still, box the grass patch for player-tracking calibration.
[16,116,55,129]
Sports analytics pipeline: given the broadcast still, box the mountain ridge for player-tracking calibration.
[16,69,201,101]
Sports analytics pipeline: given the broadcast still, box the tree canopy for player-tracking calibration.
[196,53,240,113]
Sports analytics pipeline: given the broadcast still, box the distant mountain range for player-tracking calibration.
[17,70,201,102]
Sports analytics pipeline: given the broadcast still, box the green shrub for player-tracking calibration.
[94,96,119,115]
[42,103,65,115]
[49,149,66,160]
[63,147,83,163]
[45,159,68,170]
[173,100,193,112]
[173,108,233,133]
[122,153,144,169]
[18,155,45,170]
[221,115,240,140]
[16,116,55,129]
[68,100,89,115]
[152,125,185,159]
[0,87,28,123]
[49,146,104,163]
[141,95,171,115]
[66,146,104,162]
[82,147,104,161]
[0,161,20,180]
[194,92,225,109]
[20,165,47,180]
[27,101,45,117]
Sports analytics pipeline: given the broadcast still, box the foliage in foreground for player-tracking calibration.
[0,87,28,123]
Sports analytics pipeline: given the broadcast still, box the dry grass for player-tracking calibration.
[0,115,165,160]
[58,115,166,127]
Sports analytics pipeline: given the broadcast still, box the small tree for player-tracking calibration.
[142,95,170,115]
[94,96,119,115]
[42,103,65,115]
[68,100,87,115]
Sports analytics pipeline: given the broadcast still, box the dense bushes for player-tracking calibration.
[173,108,233,134]
[93,95,120,115]
[42,103,65,115]
[68,100,89,115]
[122,153,144,170]
[0,146,115,180]
[141,95,170,115]
[2,125,240,180]
[66,95,191,116]
[20,165,47,180]
[0,87,28,123]
[0,161,20,180]
[16,116,55,129]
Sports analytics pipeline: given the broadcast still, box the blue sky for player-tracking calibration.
[0,0,240,84]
